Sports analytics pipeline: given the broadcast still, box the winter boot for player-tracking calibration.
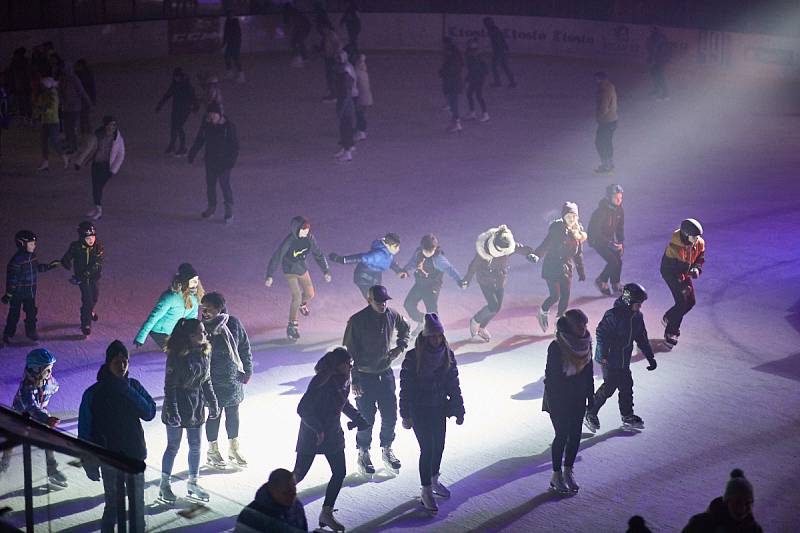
[563,466,580,493]
[201,205,216,219]
[476,327,491,342]
[159,475,177,503]
[357,449,375,476]
[595,279,612,296]
[298,303,310,317]
[479,112,490,122]
[537,308,549,333]
[286,321,300,340]
[47,468,68,488]
[469,318,480,338]
[37,160,49,172]
[187,477,210,501]
[319,506,345,532]
[224,204,233,223]
[622,414,645,430]
[89,206,103,221]
[549,470,570,493]
[420,485,438,514]
[583,412,600,433]
[206,441,227,468]
[228,438,248,467]
[382,446,401,473]
[447,119,462,133]
[431,473,451,498]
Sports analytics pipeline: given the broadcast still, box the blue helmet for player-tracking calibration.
[26,348,56,368]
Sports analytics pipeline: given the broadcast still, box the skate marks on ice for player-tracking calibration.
[297,470,398,508]
[450,334,550,366]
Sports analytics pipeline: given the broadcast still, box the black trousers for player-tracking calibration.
[4,296,37,337]
[168,111,190,152]
[466,80,487,113]
[474,283,504,327]
[224,47,242,72]
[205,166,234,208]
[590,366,634,417]
[337,97,355,149]
[62,111,80,153]
[593,245,623,285]
[205,404,240,441]
[79,278,99,328]
[412,407,447,486]
[91,161,113,206]
[663,275,695,336]
[549,412,583,471]
[542,277,571,317]
[404,282,439,324]
[595,121,617,165]
[293,449,346,508]
[491,51,515,85]
[354,369,397,450]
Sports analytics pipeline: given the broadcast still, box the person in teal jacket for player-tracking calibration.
[134,263,204,349]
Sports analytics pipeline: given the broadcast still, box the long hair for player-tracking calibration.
[170,276,205,310]
[414,333,452,374]
[165,318,210,358]
[311,347,351,388]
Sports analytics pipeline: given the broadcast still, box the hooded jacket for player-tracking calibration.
[135,290,199,344]
[534,219,587,281]
[464,226,534,288]
[343,305,410,379]
[61,239,104,280]
[296,372,361,455]
[162,346,219,428]
[74,126,126,174]
[439,48,464,95]
[661,230,705,280]
[399,345,464,420]
[402,247,462,288]
[266,216,330,278]
[223,16,242,51]
[236,484,308,533]
[587,198,625,248]
[595,297,655,369]
[188,117,239,170]
[5,250,60,300]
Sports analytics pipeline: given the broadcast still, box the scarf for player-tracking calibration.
[556,329,592,376]
[417,341,448,379]
[203,313,244,373]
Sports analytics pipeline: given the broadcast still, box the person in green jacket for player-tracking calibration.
[35,76,69,172]
[134,263,204,349]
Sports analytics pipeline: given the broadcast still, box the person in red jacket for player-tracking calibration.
[660,218,705,348]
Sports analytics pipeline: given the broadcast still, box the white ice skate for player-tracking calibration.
[47,469,68,489]
[479,112,490,123]
[228,438,248,467]
[420,485,438,514]
[158,477,177,504]
[187,478,210,502]
[206,441,227,469]
[537,308,549,333]
[476,327,491,342]
[354,130,367,141]
[357,449,375,478]
[410,322,423,337]
[469,318,480,338]
[381,446,401,475]
[447,119,462,133]
[318,505,346,532]
[549,470,571,494]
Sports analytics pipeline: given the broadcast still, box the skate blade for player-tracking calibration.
[548,485,572,495]
[187,493,210,502]
[621,424,644,432]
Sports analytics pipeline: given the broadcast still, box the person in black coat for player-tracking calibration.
[464,38,489,122]
[399,313,464,515]
[79,340,156,533]
[156,67,197,156]
[223,11,244,83]
[682,469,763,533]
[236,468,308,532]
[293,347,369,533]
[265,216,331,340]
[188,102,239,222]
[283,4,312,64]
[200,292,252,469]
[587,184,625,296]
[542,309,594,494]
[439,37,464,132]
[584,284,656,434]
[339,0,361,56]
[483,17,516,88]
[61,221,104,337]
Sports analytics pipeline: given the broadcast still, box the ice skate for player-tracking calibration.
[47,469,68,488]
[594,279,612,296]
[583,412,600,433]
[174,147,187,157]
[201,205,216,219]
[158,477,177,504]
[476,327,491,342]
[664,333,678,349]
[287,321,300,341]
[431,474,451,498]
[86,205,100,218]
[37,160,49,172]
[549,470,570,494]
[26,331,39,342]
[206,441,227,469]
[91,312,99,322]
[611,283,623,294]
[357,449,375,477]
[410,321,423,337]
[224,204,233,224]
[337,148,353,162]
[89,206,103,221]
[381,446,401,474]
[354,130,367,141]
[420,485,438,514]
[299,303,310,317]
[187,479,210,502]
[228,438,248,467]
[318,505,345,532]
[621,414,645,431]
[537,308,549,333]
[447,119,462,133]
[469,318,480,339]
[563,466,580,493]
[594,164,613,175]
[81,326,91,337]
[479,112,490,123]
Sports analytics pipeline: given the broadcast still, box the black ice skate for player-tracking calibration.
[318,505,346,532]
[357,449,375,477]
[594,279,612,296]
[621,414,645,431]
[299,303,310,317]
[583,412,600,433]
[287,321,300,341]
[381,446,401,474]
[420,485,439,514]
[81,326,91,337]
[664,333,678,349]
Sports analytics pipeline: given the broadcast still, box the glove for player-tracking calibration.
[208,404,221,420]
[47,260,61,270]
[323,272,332,283]
[402,418,413,429]
[351,382,363,398]
[264,277,273,288]
[347,414,370,431]
[69,276,82,286]
[388,346,403,360]
[0,293,11,305]
[455,415,464,425]
[458,279,469,289]
[526,253,539,264]
[328,253,345,264]
[83,463,101,481]
[689,267,700,279]
[646,358,657,371]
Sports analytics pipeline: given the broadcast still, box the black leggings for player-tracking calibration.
[412,409,447,486]
[78,278,99,328]
[474,283,504,327]
[662,275,695,336]
[293,450,346,508]
[91,161,113,206]
[205,404,240,441]
[549,413,583,471]
[169,112,190,152]
[542,278,571,317]
[466,81,486,113]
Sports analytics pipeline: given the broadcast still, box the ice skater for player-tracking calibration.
[339,0,361,56]
[399,313,464,515]
[463,224,537,342]
[354,53,372,141]
[283,4,312,67]
[484,17,516,88]
[660,218,705,349]
[293,347,369,533]
[200,292,252,470]
[73,115,126,221]
[401,234,465,336]
[333,49,357,162]
[223,11,245,83]
[58,61,93,155]
[584,283,656,433]
[343,285,410,477]
[542,309,594,494]
[156,67,197,157]
[439,37,464,133]
[188,101,239,222]
[587,184,625,296]
[464,38,489,122]
[34,76,70,172]
[134,263,204,349]
[328,233,407,299]
[532,202,588,333]
[593,71,618,174]
[265,216,332,340]
[320,25,343,102]
[159,318,220,504]
[646,26,671,100]
[60,221,103,337]
[3,231,61,345]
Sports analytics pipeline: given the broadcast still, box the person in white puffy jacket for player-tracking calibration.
[74,115,125,221]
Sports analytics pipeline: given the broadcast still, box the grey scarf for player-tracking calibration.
[556,330,592,376]
[203,313,244,373]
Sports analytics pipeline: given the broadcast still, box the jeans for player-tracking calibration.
[595,121,617,166]
[337,97,356,149]
[286,272,315,322]
[549,413,583,471]
[593,244,623,285]
[62,111,80,153]
[78,278,100,328]
[224,47,242,72]
[590,366,634,417]
[293,450,346,508]
[4,296,37,337]
[542,278,571,317]
[91,161,113,206]
[205,166,234,208]
[162,426,202,478]
[403,282,440,324]
[205,404,240,441]
[466,81,487,113]
[40,123,62,159]
[354,369,397,450]
[491,51,516,85]
[474,284,504,327]
[100,467,145,533]
[411,407,447,486]
[445,92,460,121]
[662,275,695,336]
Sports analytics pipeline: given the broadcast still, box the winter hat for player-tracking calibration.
[102,115,116,126]
[423,313,444,336]
[207,101,222,114]
[606,183,624,199]
[561,202,579,218]
[40,77,57,89]
[26,348,56,369]
[475,225,516,260]
[176,262,199,283]
[105,340,129,363]
[724,469,754,501]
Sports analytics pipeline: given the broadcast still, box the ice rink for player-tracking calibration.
[1,47,799,531]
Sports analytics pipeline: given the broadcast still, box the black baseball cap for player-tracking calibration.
[369,285,392,302]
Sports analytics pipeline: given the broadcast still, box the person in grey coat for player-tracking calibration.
[59,62,93,154]
[200,292,252,470]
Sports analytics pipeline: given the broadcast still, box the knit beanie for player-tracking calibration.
[176,262,199,283]
[105,340,129,363]
[561,202,579,218]
[423,313,444,336]
[724,469,754,501]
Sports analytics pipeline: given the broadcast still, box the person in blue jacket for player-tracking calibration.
[328,233,408,299]
[79,340,156,532]
[584,283,657,434]
[134,263,204,349]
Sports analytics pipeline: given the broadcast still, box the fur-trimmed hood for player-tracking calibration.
[475,225,516,261]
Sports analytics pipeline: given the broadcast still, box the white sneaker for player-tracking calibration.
[477,327,491,342]
[37,160,50,171]
[479,112,490,122]
[420,485,438,514]
[354,130,367,141]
